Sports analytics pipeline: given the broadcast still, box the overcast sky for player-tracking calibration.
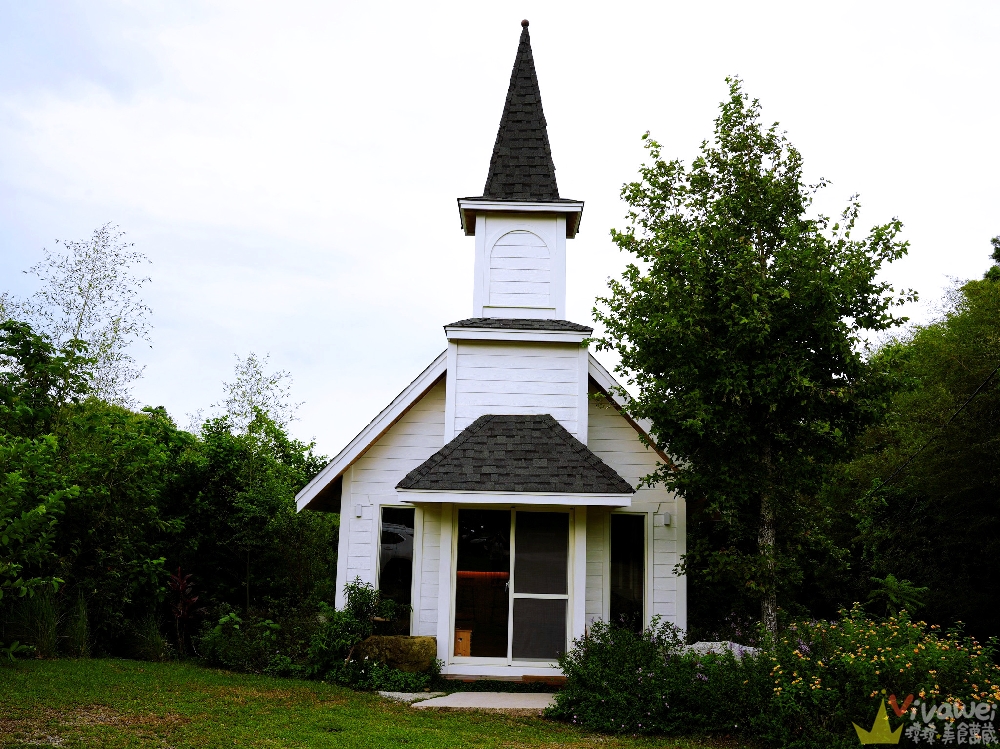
[2,1,998,456]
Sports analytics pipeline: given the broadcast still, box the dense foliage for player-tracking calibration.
[550,618,768,735]
[198,580,434,691]
[0,318,338,658]
[829,273,1000,641]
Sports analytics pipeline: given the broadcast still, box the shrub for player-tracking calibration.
[549,617,769,735]
[63,593,90,657]
[197,580,427,690]
[198,608,282,673]
[324,657,440,691]
[130,613,173,662]
[304,580,412,676]
[11,590,60,658]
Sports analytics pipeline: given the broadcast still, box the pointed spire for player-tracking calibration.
[481,20,560,201]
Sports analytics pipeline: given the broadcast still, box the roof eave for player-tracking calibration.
[394,489,632,507]
[457,198,584,238]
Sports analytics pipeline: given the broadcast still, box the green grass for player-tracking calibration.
[0,658,740,748]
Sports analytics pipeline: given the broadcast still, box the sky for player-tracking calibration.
[1,1,998,457]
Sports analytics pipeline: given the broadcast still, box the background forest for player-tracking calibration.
[1,220,998,662]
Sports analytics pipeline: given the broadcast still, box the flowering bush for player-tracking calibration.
[551,607,1000,748]
[762,604,1000,747]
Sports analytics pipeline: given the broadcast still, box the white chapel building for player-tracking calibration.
[296,20,686,680]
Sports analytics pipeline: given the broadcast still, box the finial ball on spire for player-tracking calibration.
[521,19,529,27]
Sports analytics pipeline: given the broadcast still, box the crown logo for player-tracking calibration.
[853,700,903,745]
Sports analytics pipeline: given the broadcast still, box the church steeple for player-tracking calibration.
[481,19,560,202]
[457,20,583,240]
[458,21,584,319]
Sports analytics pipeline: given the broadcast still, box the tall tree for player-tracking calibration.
[214,352,301,434]
[8,223,151,406]
[595,78,913,633]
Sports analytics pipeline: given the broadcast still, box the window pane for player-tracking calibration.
[513,511,568,595]
[379,507,416,635]
[610,513,645,633]
[512,598,566,660]
[455,509,510,657]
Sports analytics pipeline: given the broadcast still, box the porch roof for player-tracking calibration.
[395,414,635,496]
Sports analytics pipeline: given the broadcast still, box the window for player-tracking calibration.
[454,508,570,662]
[455,509,510,657]
[610,513,645,633]
[379,506,415,634]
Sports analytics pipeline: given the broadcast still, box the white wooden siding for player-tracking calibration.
[488,231,551,309]
[416,504,441,637]
[587,385,686,626]
[473,215,567,319]
[453,342,582,436]
[341,380,446,594]
[585,508,608,627]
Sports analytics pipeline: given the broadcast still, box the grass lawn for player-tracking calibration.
[0,658,740,749]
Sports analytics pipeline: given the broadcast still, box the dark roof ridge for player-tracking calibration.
[445,318,593,333]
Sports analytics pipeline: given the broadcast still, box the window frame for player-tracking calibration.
[375,502,421,635]
[605,510,649,631]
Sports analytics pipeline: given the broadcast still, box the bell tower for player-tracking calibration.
[457,19,584,321]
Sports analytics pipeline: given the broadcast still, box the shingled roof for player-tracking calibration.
[396,414,634,494]
[446,318,593,333]
[479,21,562,202]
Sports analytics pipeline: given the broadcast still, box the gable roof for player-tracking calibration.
[396,413,634,494]
[479,21,562,202]
[295,351,447,511]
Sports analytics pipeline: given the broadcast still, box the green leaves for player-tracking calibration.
[0,319,93,439]
[0,431,74,604]
[866,574,929,617]
[836,272,1000,639]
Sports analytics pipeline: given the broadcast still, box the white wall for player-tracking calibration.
[451,341,583,436]
[585,507,608,627]
[415,504,441,637]
[488,230,551,311]
[473,214,566,319]
[587,385,687,630]
[337,380,446,606]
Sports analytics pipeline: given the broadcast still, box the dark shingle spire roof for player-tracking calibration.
[480,20,561,202]
[396,414,634,494]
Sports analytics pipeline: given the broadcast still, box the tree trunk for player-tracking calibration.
[759,493,778,635]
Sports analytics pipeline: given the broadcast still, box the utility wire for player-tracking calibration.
[879,360,1000,488]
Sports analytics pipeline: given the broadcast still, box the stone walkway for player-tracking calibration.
[409,692,555,714]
